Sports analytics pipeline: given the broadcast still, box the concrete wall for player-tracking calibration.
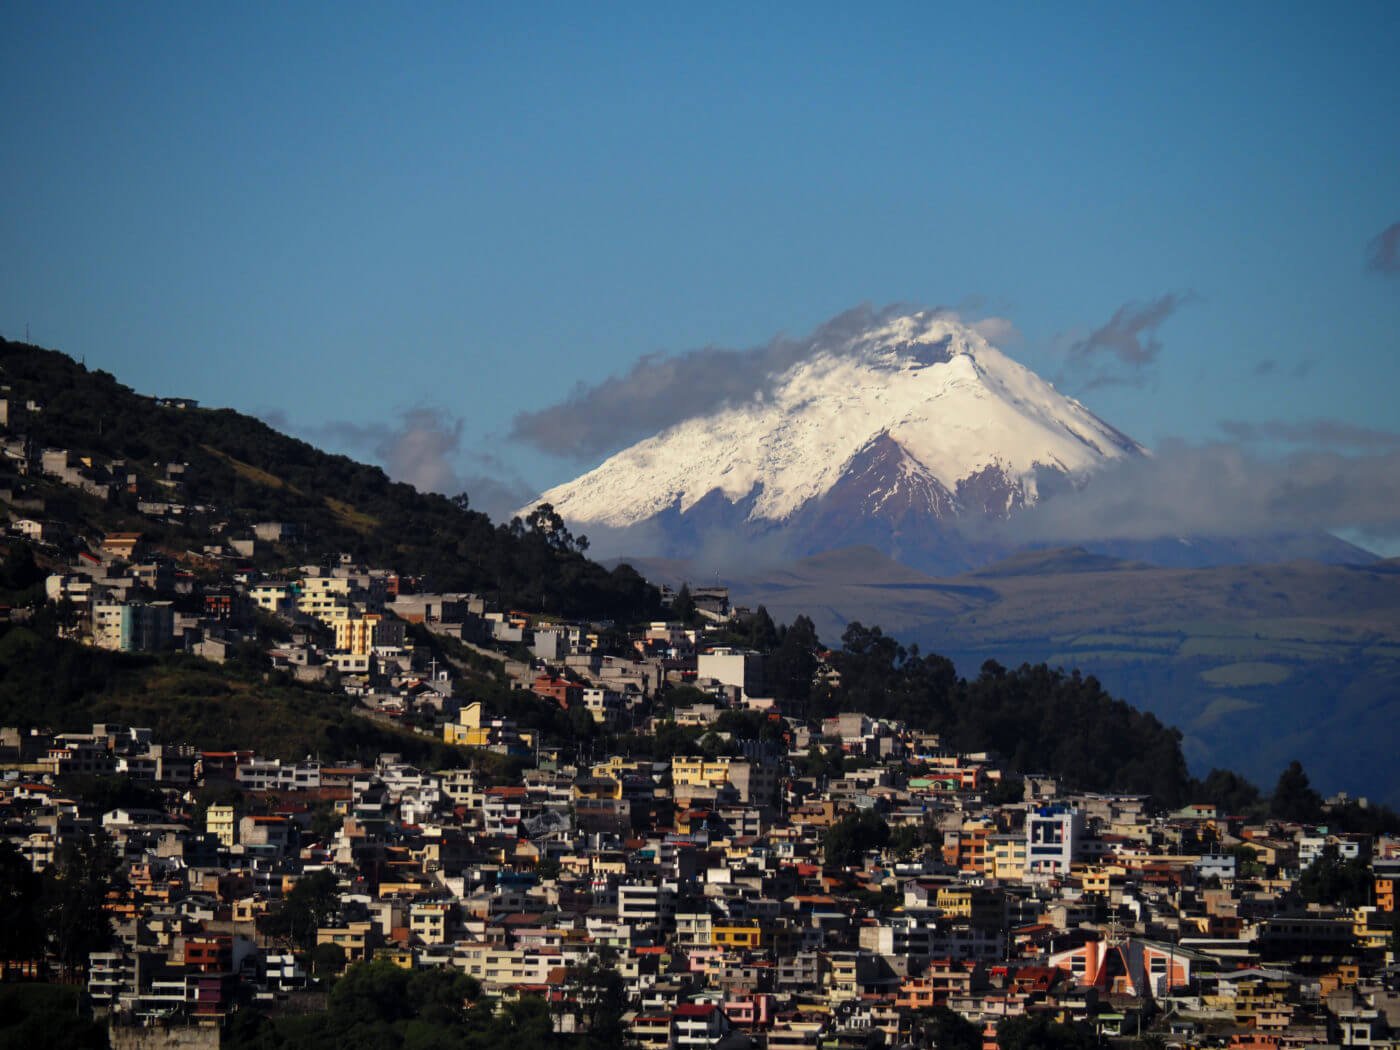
[110,1023,221,1050]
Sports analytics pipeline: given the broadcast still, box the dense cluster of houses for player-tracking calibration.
[4,520,1400,1047]
[5,703,1400,1049]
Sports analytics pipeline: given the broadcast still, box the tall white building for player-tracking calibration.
[91,601,174,652]
[697,647,765,700]
[1025,805,1084,875]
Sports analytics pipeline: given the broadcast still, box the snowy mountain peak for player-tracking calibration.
[521,311,1145,540]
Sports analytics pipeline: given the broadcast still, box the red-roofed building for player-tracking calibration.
[533,674,583,709]
[672,1003,730,1050]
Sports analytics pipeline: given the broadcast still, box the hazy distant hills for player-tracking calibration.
[630,545,1400,806]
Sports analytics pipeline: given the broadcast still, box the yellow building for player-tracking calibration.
[712,921,765,951]
[298,592,354,625]
[630,1015,671,1050]
[671,755,777,804]
[444,701,490,747]
[1082,867,1113,897]
[990,836,1028,880]
[933,886,967,917]
[374,947,414,969]
[335,613,407,655]
[317,921,375,964]
[206,804,237,847]
[232,897,267,923]
[249,583,294,613]
[444,722,487,747]
[592,756,650,780]
[1354,907,1394,952]
[1222,978,1293,1028]
[672,756,735,789]
[411,902,450,945]
[933,885,1004,927]
[573,775,623,801]
[300,576,350,600]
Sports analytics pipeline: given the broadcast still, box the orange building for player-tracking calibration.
[943,823,993,874]
[1376,875,1395,913]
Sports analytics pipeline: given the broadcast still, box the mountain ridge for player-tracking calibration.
[527,310,1373,574]
[527,311,1144,536]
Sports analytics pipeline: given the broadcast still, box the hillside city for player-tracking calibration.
[1,384,1399,1050]
[4,6,1396,1050]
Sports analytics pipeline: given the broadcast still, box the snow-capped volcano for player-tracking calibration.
[522,311,1145,571]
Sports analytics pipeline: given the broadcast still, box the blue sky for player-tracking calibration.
[2,3,1398,538]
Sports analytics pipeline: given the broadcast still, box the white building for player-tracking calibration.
[91,601,175,652]
[697,648,765,700]
[1025,805,1084,875]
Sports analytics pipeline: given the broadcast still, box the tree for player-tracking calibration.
[824,809,890,869]
[308,801,344,846]
[534,857,560,881]
[1297,846,1372,907]
[802,743,843,780]
[1271,760,1324,823]
[1196,767,1262,816]
[1227,843,1266,879]
[888,824,923,861]
[986,775,1026,806]
[564,958,626,1046]
[524,502,588,554]
[0,841,44,966]
[670,584,697,626]
[43,831,122,977]
[266,868,341,951]
[914,1006,982,1050]
[661,683,711,709]
[650,720,699,760]
[568,703,599,741]
[0,984,108,1050]
[57,773,165,814]
[997,1013,1098,1050]
[0,542,45,595]
[745,606,779,651]
[311,942,346,978]
[770,615,819,704]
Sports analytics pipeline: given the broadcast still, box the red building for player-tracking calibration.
[532,674,583,708]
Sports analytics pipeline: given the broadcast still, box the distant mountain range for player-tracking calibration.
[528,310,1373,574]
[623,544,1400,807]
[545,309,1395,801]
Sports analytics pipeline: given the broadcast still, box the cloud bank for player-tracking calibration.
[1001,436,1400,549]
[1221,419,1400,453]
[509,303,1018,461]
[260,407,533,522]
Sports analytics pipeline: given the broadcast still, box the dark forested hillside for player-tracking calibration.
[819,622,1193,805]
[0,339,661,620]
